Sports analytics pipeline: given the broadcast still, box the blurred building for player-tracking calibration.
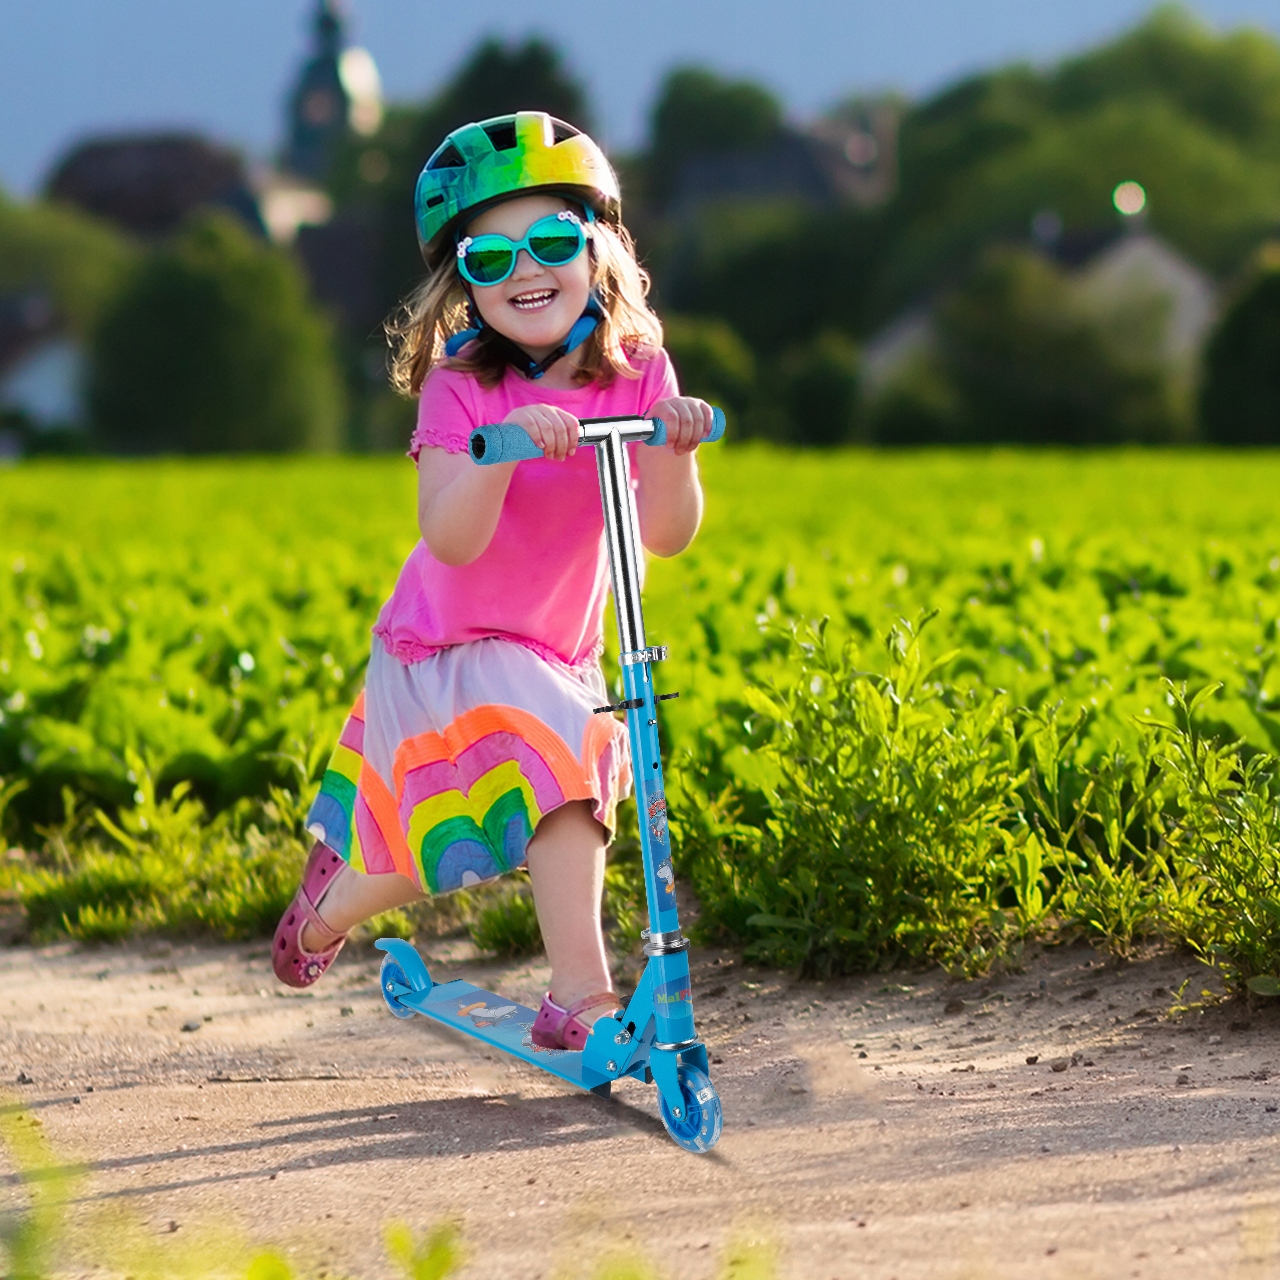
[294,214,384,338]
[670,101,898,215]
[40,0,382,248]
[45,134,265,238]
[273,0,385,337]
[1075,233,1216,368]
[0,292,85,456]
[37,1,385,340]
[862,227,1217,401]
[282,0,383,183]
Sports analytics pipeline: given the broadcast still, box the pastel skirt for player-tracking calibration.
[305,638,632,894]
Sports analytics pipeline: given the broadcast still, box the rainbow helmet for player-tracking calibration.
[414,111,621,266]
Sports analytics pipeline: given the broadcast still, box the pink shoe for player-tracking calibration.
[273,844,349,988]
[531,991,623,1050]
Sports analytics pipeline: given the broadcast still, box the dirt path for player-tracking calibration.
[1,936,1279,1278]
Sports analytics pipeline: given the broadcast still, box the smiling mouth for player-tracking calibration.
[510,289,557,312]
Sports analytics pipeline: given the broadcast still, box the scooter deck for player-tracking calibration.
[397,978,613,1091]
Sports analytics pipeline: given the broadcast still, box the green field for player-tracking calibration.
[3,448,1280,983]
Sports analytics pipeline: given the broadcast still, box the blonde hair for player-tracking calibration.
[387,212,663,396]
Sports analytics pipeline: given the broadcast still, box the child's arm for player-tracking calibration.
[634,395,713,558]
[417,404,581,565]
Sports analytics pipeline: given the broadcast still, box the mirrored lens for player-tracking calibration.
[462,239,515,284]
[528,222,583,266]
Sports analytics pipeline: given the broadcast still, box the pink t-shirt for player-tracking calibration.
[372,348,679,668]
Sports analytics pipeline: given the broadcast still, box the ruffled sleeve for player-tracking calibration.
[408,367,478,461]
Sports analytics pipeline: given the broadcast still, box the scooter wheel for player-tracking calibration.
[658,1064,722,1154]
[379,957,416,1019]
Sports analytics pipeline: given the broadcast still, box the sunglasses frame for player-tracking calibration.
[455,209,591,287]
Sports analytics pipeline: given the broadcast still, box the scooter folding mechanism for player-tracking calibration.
[376,408,727,1153]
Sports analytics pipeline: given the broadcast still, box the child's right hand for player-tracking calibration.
[503,404,581,462]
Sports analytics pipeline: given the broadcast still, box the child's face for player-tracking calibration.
[464,194,593,360]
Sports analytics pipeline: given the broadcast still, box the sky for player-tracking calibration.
[4,0,1280,197]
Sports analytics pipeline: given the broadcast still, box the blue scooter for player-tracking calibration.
[375,409,726,1154]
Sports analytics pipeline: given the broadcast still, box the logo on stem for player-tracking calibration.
[647,792,668,845]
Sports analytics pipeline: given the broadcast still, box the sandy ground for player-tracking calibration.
[0,935,1279,1279]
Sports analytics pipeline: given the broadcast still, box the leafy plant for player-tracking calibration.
[0,1102,69,1279]
[468,876,543,957]
[15,748,308,942]
[1148,683,1280,991]
[684,616,1030,976]
[1024,708,1184,955]
[678,619,1280,986]
[383,1220,464,1280]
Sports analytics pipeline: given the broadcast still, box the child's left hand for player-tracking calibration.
[649,397,715,457]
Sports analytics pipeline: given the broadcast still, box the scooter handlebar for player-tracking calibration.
[466,422,546,465]
[645,406,726,448]
[468,407,725,465]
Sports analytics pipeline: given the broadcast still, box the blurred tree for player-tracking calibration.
[661,10,1280,356]
[894,66,1049,234]
[932,247,1179,444]
[1200,246,1280,444]
[659,199,884,355]
[777,331,863,445]
[1050,5,1280,151]
[893,4,1280,248]
[866,353,964,446]
[89,213,344,453]
[882,95,1280,313]
[305,15,1280,450]
[880,9,1280,316]
[645,67,784,203]
[422,37,590,139]
[0,196,136,335]
[662,313,756,418]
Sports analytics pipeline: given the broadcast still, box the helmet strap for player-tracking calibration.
[447,292,603,380]
[504,292,602,380]
[443,299,484,358]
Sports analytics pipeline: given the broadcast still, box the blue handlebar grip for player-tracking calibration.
[644,406,726,447]
[468,422,544,465]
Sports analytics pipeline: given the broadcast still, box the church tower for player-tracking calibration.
[283,0,382,182]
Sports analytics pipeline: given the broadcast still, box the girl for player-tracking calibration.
[272,111,713,1051]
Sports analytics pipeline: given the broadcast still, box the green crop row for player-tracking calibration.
[3,450,1280,985]
[672,618,1280,991]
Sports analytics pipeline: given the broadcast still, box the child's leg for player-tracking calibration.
[524,800,614,1019]
[299,800,613,1021]
[299,849,423,952]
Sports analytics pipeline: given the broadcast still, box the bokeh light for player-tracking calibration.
[1113,180,1146,216]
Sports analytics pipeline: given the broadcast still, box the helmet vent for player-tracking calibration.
[428,144,465,170]
[551,121,580,144]
[424,194,444,208]
[482,121,518,151]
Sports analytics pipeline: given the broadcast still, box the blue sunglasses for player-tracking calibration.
[455,209,592,287]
